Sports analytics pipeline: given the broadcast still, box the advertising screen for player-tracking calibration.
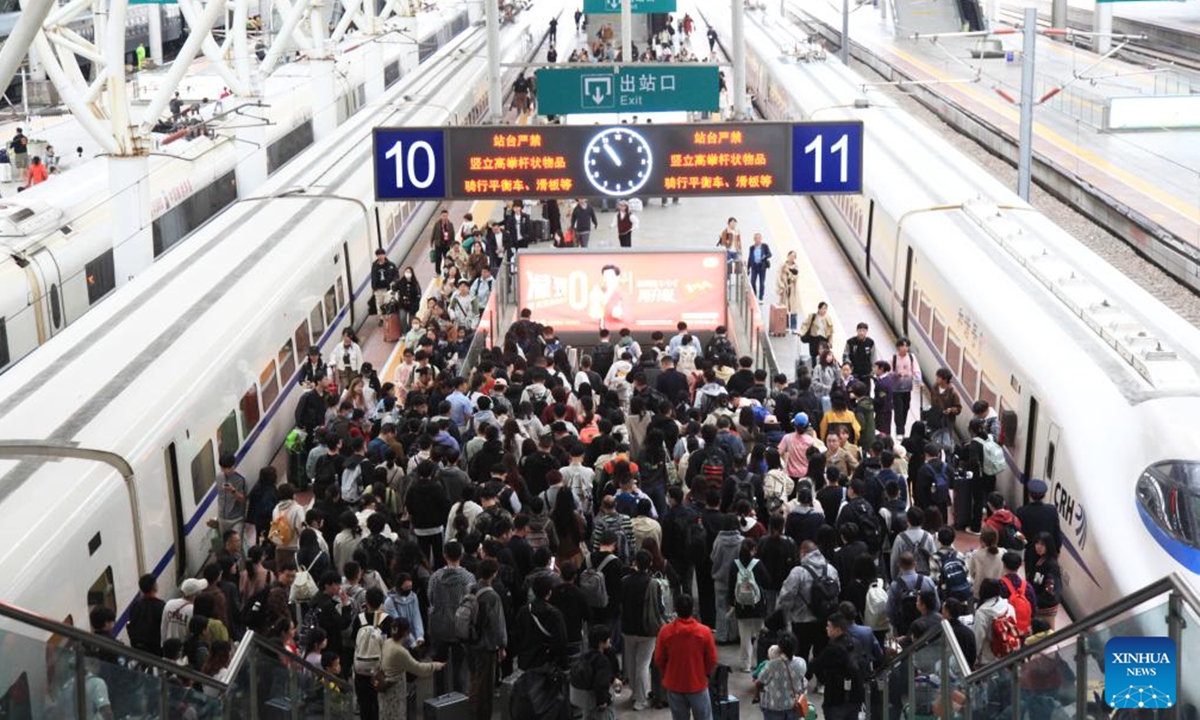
[516,251,726,333]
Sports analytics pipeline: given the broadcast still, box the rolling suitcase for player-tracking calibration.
[500,673,520,720]
[952,474,972,529]
[424,692,470,720]
[383,312,402,342]
[713,694,740,720]
[768,304,789,337]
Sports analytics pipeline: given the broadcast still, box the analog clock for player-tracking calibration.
[583,127,653,196]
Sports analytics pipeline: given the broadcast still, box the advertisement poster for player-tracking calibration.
[517,251,726,333]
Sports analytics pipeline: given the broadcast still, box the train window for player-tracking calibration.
[931,313,946,354]
[218,410,239,455]
[49,284,62,328]
[267,120,314,175]
[153,171,238,257]
[0,317,8,367]
[918,296,932,332]
[310,303,324,345]
[294,320,311,359]
[324,286,337,325]
[384,61,401,88]
[240,385,261,432]
[86,566,116,614]
[278,339,296,383]
[85,250,116,305]
[945,334,962,377]
[979,374,998,411]
[960,356,979,401]
[260,360,280,410]
[336,277,346,310]
[1046,442,1056,480]
[190,439,216,504]
[909,286,919,317]
[1137,463,1200,547]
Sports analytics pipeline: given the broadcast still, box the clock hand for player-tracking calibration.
[603,143,622,167]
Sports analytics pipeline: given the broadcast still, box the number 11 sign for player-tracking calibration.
[373,128,446,200]
[791,121,864,194]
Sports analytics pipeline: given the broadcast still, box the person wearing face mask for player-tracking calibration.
[395,267,422,331]
[383,573,425,649]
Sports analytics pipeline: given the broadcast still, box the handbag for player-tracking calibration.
[799,313,816,344]
[782,660,810,718]
[428,247,438,263]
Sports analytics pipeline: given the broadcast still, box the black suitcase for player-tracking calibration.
[952,475,972,529]
[531,218,548,242]
[714,694,740,720]
[424,692,470,720]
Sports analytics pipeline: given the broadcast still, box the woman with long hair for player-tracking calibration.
[296,528,330,581]
[1030,532,1062,628]
[332,510,365,573]
[240,545,274,600]
[378,617,444,720]
[968,525,1004,600]
[551,486,586,567]
[502,418,527,461]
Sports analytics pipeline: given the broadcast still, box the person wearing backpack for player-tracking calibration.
[269,484,307,570]
[888,506,937,579]
[588,531,628,649]
[710,515,744,645]
[352,588,389,720]
[619,550,663,710]
[931,526,974,605]
[570,626,618,720]
[777,540,840,666]
[806,613,866,720]
[835,479,883,556]
[983,492,1026,552]
[999,551,1036,636]
[885,552,939,639]
[915,443,951,525]
[426,540,476,695]
[464,559,507,720]
[685,425,731,498]
[973,578,1017,666]
[726,540,771,673]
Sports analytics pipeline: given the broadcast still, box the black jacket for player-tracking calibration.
[619,570,656,636]
[570,204,598,233]
[843,336,876,378]
[395,276,422,313]
[371,259,399,290]
[516,599,569,670]
[127,595,165,656]
[755,535,796,592]
[808,634,865,706]
[294,389,326,431]
[505,212,533,248]
[570,649,614,706]
[655,369,690,405]
[312,591,353,654]
[297,360,328,387]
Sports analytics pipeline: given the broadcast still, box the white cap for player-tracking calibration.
[180,578,208,596]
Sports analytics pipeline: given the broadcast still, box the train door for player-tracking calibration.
[1022,395,1040,500]
[901,247,914,337]
[26,252,65,343]
[164,442,187,583]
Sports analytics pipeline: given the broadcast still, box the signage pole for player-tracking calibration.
[840,0,850,64]
[731,0,747,119]
[1095,2,1113,54]
[621,0,633,62]
[1017,7,1036,201]
[486,0,502,122]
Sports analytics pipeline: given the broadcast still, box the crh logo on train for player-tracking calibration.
[1104,637,1176,709]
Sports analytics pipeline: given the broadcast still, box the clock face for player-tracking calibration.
[584,128,653,197]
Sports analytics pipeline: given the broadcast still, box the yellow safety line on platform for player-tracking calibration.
[887,44,1200,227]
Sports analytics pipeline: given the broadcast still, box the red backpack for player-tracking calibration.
[990,612,1021,658]
[1000,576,1033,635]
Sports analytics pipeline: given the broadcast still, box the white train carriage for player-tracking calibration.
[735,12,1200,624]
[0,14,538,712]
[0,9,470,374]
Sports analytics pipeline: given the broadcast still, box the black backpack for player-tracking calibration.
[936,549,972,601]
[241,588,272,633]
[892,574,926,635]
[803,564,840,620]
[842,497,883,553]
[591,343,615,377]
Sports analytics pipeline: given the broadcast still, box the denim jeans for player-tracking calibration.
[668,690,713,720]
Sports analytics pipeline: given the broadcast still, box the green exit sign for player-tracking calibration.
[583,0,677,13]
[536,66,719,115]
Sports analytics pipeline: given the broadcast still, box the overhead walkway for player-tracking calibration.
[867,574,1199,720]
[0,599,352,719]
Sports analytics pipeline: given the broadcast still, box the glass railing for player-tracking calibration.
[727,262,782,378]
[0,599,353,719]
[868,573,1200,720]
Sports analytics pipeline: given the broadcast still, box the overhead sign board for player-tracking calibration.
[517,251,726,333]
[535,66,719,115]
[372,121,864,200]
[583,0,677,13]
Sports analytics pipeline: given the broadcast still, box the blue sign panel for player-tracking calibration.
[790,121,864,195]
[373,128,446,201]
[1104,637,1176,709]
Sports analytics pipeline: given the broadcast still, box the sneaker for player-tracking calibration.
[632,702,647,711]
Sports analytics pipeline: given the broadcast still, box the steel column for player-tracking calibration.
[1017,7,1036,201]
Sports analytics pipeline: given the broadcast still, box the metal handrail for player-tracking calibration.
[249,634,354,691]
[868,618,955,680]
[963,572,1200,681]
[0,599,228,691]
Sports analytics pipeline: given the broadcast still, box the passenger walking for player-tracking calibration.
[570,626,618,720]
[570,198,598,248]
[427,540,475,695]
[798,303,834,370]
[610,200,638,247]
[430,209,455,274]
[371,249,399,324]
[328,329,364,392]
[24,156,48,188]
[928,368,962,449]
[216,453,247,543]
[746,233,773,302]
[378,616,444,720]
[9,128,27,171]
[806,613,866,720]
[753,633,807,720]
[718,218,742,277]
[890,339,920,436]
[1029,532,1062,629]
[776,251,801,329]
[654,595,718,720]
[728,539,771,672]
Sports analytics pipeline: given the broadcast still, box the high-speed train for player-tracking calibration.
[0,10,469,374]
[0,10,539,706]
[725,11,1200,621]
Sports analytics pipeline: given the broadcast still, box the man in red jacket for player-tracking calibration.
[654,595,718,720]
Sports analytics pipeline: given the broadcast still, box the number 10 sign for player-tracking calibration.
[791,121,863,194]
[373,128,446,200]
